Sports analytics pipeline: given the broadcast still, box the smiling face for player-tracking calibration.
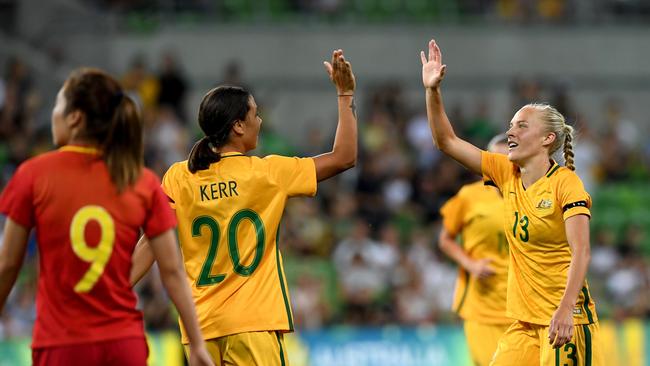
[506,106,556,165]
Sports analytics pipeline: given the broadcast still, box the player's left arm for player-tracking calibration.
[0,218,30,312]
[313,49,357,181]
[549,214,591,348]
[130,235,154,286]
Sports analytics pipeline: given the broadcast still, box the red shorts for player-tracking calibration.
[33,337,148,366]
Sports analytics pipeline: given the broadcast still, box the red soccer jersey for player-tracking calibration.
[0,145,177,348]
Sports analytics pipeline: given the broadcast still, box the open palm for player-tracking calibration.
[421,39,447,89]
[324,49,356,94]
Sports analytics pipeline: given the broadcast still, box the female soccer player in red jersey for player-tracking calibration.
[0,68,213,366]
[130,49,357,365]
[421,40,602,365]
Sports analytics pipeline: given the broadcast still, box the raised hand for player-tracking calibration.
[420,39,447,89]
[324,49,356,95]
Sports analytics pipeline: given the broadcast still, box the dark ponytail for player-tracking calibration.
[187,85,251,173]
[63,68,143,192]
[103,95,143,191]
[187,136,221,173]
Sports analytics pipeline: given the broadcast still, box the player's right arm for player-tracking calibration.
[438,227,495,279]
[421,39,482,175]
[313,49,357,182]
[148,229,214,366]
[0,218,30,313]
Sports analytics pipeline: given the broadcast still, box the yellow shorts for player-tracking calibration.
[184,331,289,366]
[463,320,510,366]
[490,320,603,366]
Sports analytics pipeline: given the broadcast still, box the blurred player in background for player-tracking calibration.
[438,133,510,366]
[0,68,212,366]
[131,49,357,365]
[421,40,603,365]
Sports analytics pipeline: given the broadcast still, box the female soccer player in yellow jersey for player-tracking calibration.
[131,49,356,365]
[421,39,602,366]
[438,134,510,366]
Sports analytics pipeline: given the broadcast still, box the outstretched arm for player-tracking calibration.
[421,39,482,175]
[0,218,29,313]
[313,49,358,182]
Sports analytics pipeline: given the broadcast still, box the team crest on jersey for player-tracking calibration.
[536,198,553,209]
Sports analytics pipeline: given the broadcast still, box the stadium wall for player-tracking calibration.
[55,25,650,145]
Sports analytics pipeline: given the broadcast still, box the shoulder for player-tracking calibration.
[26,150,62,166]
[262,154,293,163]
[169,160,190,173]
[453,182,479,201]
[140,167,161,182]
[482,150,512,166]
[12,150,62,177]
[261,154,309,170]
[163,160,190,180]
[551,166,585,188]
[481,151,518,177]
[460,181,485,196]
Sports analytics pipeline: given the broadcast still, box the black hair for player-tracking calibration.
[187,85,251,173]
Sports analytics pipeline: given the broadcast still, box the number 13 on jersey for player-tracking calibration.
[512,211,530,242]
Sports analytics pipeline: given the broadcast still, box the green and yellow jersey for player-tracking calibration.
[440,181,510,324]
[481,151,597,326]
[162,152,317,343]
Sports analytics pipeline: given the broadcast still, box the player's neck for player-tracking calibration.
[218,142,247,155]
[519,153,552,189]
[66,137,99,148]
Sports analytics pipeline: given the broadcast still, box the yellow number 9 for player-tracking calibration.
[69,205,115,293]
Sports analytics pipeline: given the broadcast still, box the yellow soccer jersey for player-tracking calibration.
[440,181,510,324]
[481,151,598,326]
[162,152,317,343]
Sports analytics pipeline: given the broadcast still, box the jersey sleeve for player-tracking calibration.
[556,171,592,221]
[263,155,317,197]
[143,171,177,238]
[0,162,36,228]
[439,192,466,237]
[481,151,514,191]
[160,164,179,210]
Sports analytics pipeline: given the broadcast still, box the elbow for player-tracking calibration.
[332,149,357,172]
[438,239,452,255]
[572,243,591,264]
[341,154,357,170]
[582,246,591,264]
[437,233,451,252]
[159,262,185,280]
[434,136,454,154]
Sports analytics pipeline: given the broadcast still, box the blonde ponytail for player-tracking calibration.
[562,125,575,171]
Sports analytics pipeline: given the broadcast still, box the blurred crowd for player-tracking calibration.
[0,53,649,340]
